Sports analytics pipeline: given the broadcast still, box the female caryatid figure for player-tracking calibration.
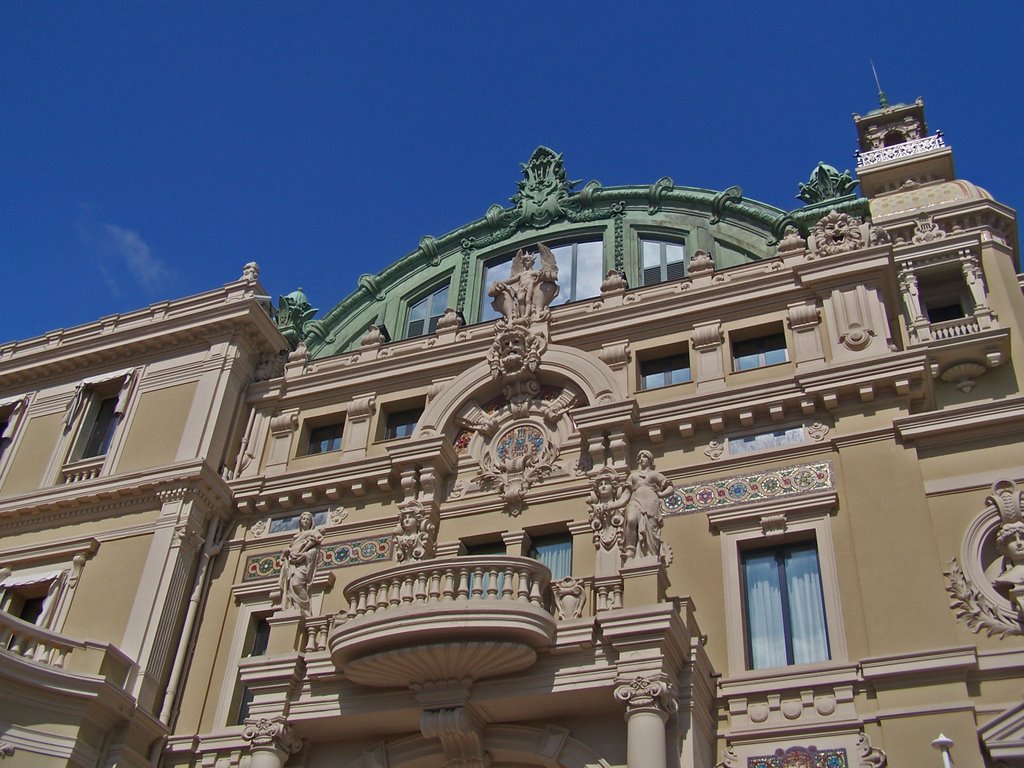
[622,450,676,562]
[277,511,323,615]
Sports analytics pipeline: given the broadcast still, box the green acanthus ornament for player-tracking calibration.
[511,146,581,229]
[797,162,859,205]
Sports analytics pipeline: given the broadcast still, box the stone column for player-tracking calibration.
[614,677,676,768]
[242,717,303,768]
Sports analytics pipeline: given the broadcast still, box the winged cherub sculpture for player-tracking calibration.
[488,244,560,321]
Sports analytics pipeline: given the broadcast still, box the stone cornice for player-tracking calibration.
[894,396,1024,443]
[0,459,232,531]
[0,284,284,390]
[636,351,927,439]
[230,455,394,513]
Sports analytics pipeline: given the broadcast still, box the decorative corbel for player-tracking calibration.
[420,707,490,768]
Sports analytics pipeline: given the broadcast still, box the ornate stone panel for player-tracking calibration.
[665,462,834,516]
[244,536,392,581]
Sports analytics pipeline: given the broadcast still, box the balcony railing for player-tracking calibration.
[856,133,946,168]
[0,611,135,689]
[61,456,105,484]
[342,555,551,617]
[329,555,556,686]
[0,610,77,667]
[930,315,982,340]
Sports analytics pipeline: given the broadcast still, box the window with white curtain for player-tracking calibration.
[741,542,829,669]
[527,532,572,581]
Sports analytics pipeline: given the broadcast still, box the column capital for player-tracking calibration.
[614,676,677,717]
[242,716,303,756]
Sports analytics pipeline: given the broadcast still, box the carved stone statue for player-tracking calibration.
[276,288,318,349]
[588,467,628,576]
[393,499,438,563]
[487,244,559,322]
[588,468,627,549]
[621,450,675,563]
[275,511,323,615]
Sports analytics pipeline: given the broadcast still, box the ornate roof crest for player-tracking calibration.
[797,162,859,205]
[511,146,581,229]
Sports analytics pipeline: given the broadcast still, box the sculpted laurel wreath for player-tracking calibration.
[945,557,1023,638]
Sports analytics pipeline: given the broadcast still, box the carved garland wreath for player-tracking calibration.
[944,479,1024,638]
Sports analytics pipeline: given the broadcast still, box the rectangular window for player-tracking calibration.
[527,532,572,581]
[641,239,686,286]
[640,353,692,390]
[0,574,62,629]
[919,270,971,324]
[481,241,603,322]
[77,396,119,459]
[732,329,788,372]
[248,616,271,657]
[385,408,422,440]
[741,542,829,669]
[306,422,344,455]
[463,539,506,556]
[407,285,449,338]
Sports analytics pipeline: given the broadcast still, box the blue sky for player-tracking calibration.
[3,3,1022,344]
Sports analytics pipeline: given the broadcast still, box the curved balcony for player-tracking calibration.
[0,610,135,689]
[329,555,555,687]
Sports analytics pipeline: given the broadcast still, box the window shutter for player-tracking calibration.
[666,260,687,281]
[643,265,662,286]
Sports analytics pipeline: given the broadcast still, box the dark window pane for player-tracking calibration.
[81,397,119,458]
[385,408,422,440]
[927,303,966,322]
[18,596,47,625]
[732,332,788,371]
[307,423,344,454]
[249,617,270,657]
[640,354,691,390]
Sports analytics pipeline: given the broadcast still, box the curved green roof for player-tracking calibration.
[295,147,867,359]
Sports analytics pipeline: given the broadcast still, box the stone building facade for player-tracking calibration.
[1,97,1023,768]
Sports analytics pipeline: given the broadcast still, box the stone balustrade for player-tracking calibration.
[341,555,551,617]
[0,611,135,689]
[329,555,557,687]
[930,315,982,340]
[0,610,77,667]
[61,456,105,484]
[856,133,945,167]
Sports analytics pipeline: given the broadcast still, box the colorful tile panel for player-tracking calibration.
[748,746,847,768]
[243,536,392,581]
[662,461,833,516]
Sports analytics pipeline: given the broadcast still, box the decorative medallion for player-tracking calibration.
[476,422,557,516]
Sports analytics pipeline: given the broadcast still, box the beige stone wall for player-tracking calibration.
[0,411,61,497]
[116,381,198,473]
[62,520,157,646]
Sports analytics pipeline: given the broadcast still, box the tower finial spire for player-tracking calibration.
[870,60,889,108]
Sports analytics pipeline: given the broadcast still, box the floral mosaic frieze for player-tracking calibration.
[748,746,847,768]
[662,461,834,516]
[244,536,392,581]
